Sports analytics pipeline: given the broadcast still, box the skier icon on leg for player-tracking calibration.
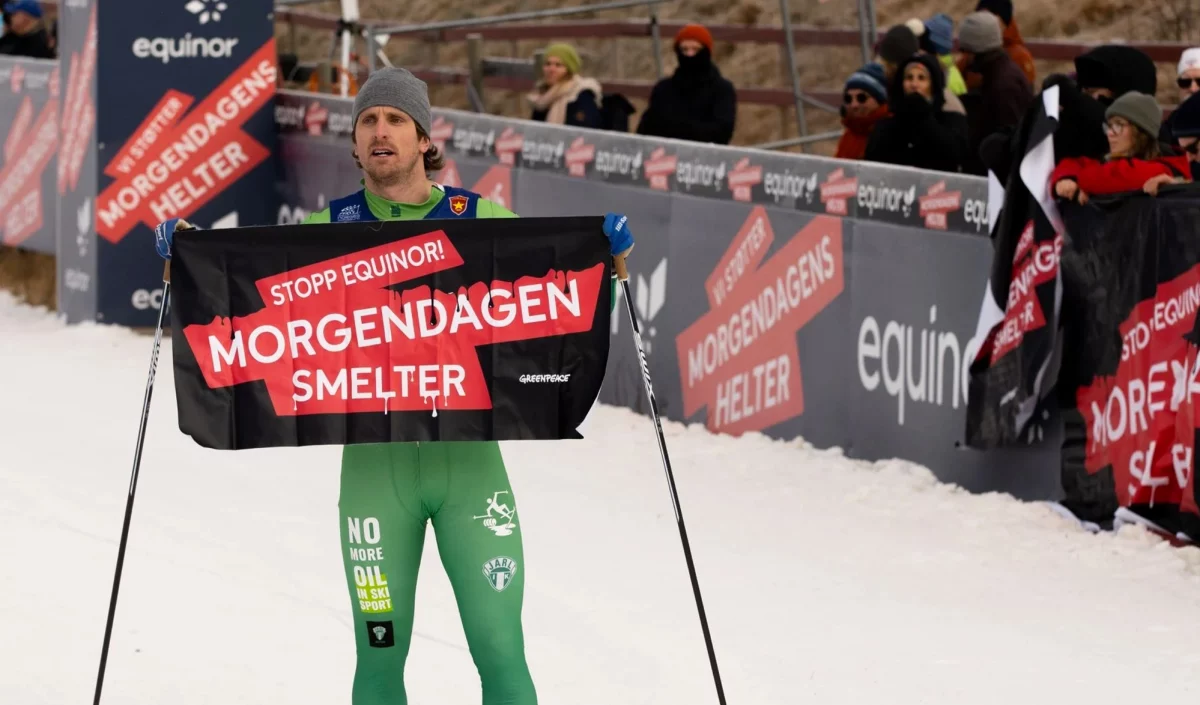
[474,491,518,536]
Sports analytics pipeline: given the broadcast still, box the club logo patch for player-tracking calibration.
[482,556,518,592]
[449,195,468,215]
[473,491,518,536]
[366,620,395,648]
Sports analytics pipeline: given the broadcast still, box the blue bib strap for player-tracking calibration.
[426,185,481,219]
[329,189,376,223]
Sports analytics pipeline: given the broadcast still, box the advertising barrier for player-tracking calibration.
[0,56,58,255]
[55,0,277,326]
[273,90,1063,500]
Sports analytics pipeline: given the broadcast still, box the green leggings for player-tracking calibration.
[339,440,536,705]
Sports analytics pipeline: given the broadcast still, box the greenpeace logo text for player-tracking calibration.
[520,374,571,383]
[132,35,239,64]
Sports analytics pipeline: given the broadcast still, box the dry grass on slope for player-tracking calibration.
[280,0,1200,156]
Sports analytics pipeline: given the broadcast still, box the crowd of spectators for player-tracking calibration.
[835,0,1200,198]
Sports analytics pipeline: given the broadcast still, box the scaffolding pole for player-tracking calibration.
[778,0,808,147]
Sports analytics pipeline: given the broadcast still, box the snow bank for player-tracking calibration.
[2,290,1199,704]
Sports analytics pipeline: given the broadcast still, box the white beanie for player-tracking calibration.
[1179,47,1200,76]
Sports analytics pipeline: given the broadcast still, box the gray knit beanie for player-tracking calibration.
[1105,91,1163,138]
[957,11,1003,53]
[352,67,432,137]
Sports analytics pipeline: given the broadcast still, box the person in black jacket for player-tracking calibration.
[0,0,54,59]
[956,11,1032,175]
[527,42,603,129]
[864,53,968,173]
[636,23,737,145]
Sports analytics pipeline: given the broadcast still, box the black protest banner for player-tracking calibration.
[1058,189,1200,541]
[966,90,1063,449]
[169,216,612,450]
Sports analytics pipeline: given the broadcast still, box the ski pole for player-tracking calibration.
[613,255,728,705]
[93,259,172,705]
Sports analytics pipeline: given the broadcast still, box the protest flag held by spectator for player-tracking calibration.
[956,11,1033,176]
[835,63,889,161]
[528,43,604,129]
[864,53,969,173]
[0,0,53,59]
[636,23,737,145]
[1051,92,1189,201]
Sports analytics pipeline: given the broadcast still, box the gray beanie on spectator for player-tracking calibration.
[957,11,1003,54]
[352,67,432,137]
[1105,91,1163,138]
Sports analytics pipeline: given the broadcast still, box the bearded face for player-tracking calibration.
[353,106,428,187]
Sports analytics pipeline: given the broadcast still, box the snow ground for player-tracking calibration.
[2,289,1200,705]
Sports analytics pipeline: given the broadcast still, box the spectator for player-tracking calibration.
[1033,46,1157,165]
[835,63,889,160]
[971,0,1035,87]
[878,23,966,116]
[636,23,737,145]
[1051,92,1188,202]
[1073,45,1157,106]
[864,53,969,173]
[1160,48,1200,144]
[0,1,53,59]
[956,11,1033,176]
[1147,91,1200,190]
[913,14,966,96]
[527,43,603,129]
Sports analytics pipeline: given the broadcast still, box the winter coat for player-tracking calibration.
[0,25,54,59]
[1050,154,1191,195]
[1073,46,1158,99]
[864,54,969,173]
[1036,75,1111,163]
[636,48,737,145]
[836,104,890,161]
[529,76,604,129]
[960,49,1034,176]
[1002,19,1036,88]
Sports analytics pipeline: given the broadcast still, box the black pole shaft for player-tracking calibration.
[619,276,728,705]
[94,280,171,705]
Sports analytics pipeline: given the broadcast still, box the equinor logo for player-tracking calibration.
[856,306,983,426]
[857,183,917,217]
[132,34,239,64]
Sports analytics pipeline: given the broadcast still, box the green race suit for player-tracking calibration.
[303,184,536,705]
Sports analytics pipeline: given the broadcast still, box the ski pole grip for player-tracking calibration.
[614,253,629,281]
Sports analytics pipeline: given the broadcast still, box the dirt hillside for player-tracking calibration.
[281,0,1197,156]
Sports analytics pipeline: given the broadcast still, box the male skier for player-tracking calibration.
[152,67,635,705]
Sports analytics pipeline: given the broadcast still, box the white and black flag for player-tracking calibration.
[965,86,1065,449]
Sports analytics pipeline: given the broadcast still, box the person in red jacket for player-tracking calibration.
[1051,92,1189,204]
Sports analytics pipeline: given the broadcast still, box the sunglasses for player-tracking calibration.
[843,92,872,105]
[1180,77,1200,89]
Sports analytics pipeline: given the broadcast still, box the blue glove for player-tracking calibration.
[154,218,195,260]
[602,212,635,257]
